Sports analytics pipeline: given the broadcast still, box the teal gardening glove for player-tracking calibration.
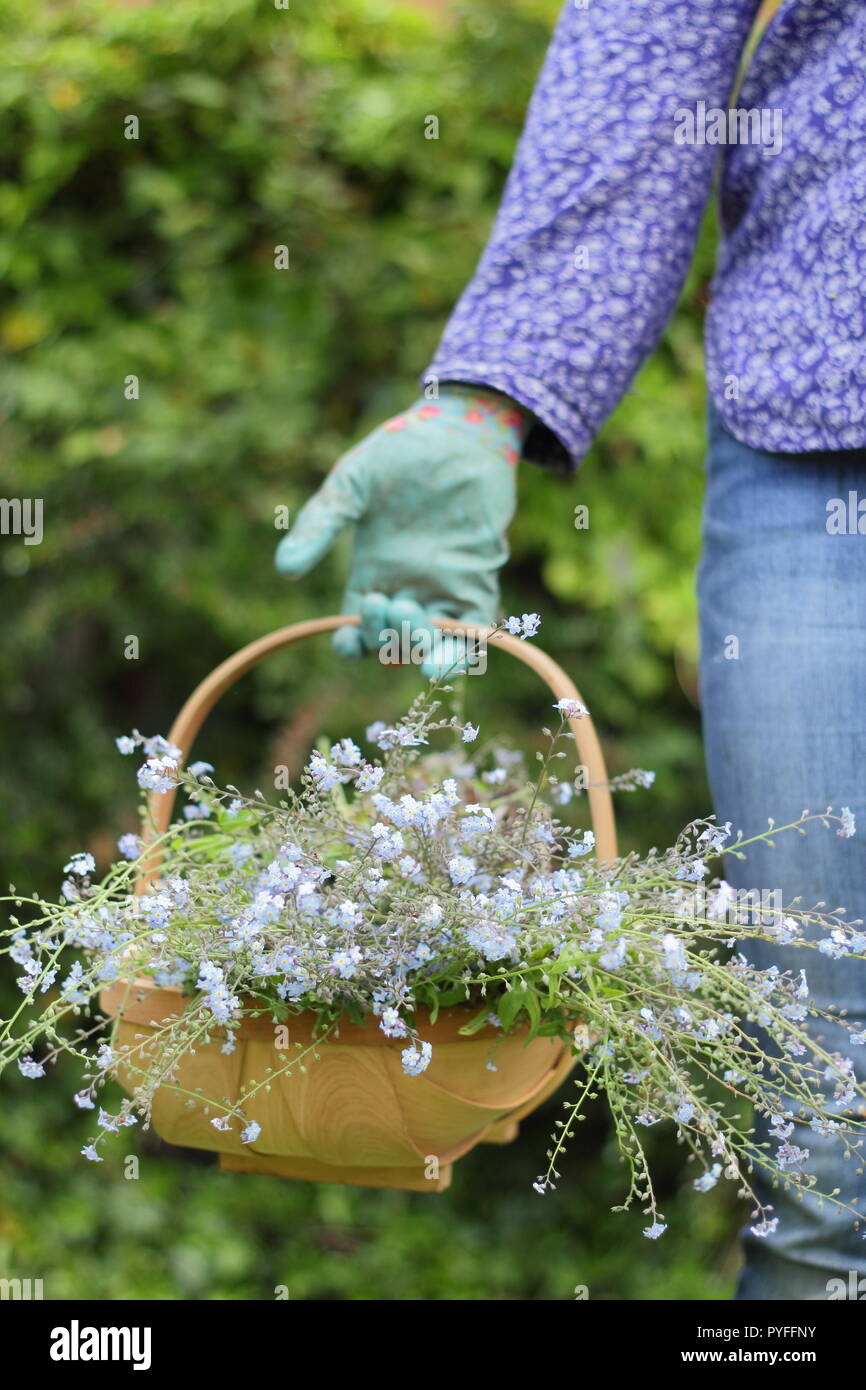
[275,386,530,677]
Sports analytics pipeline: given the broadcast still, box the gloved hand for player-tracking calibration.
[275,384,530,677]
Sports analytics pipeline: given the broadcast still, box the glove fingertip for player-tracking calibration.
[274,539,312,576]
[332,625,365,660]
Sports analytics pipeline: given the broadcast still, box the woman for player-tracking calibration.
[276,0,866,1299]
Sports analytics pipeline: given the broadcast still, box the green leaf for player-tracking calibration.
[412,982,438,1024]
[457,1001,496,1036]
[525,987,542,1039]
[435,983,469,1007]
[497,987,527,1031]
[344,999,366,1027]
[246,990,288,1021]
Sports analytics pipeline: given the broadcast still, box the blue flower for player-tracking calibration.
[330,946,363,979]
[568,830,595,858]
[594,907,622,932]
[464,920,517,961]
[251,891,285,925]
[380,1008,408,1039]
[776,1142,810,1170]
[504,613,541,639]
[817,935,842,958]
[599,938,627,970]
[356,763,384,792]
[137,756,178,795]
[448,855,476,885]
[141,893,173,931]
[144,735,182,760]
[308,751,342,791]
[59,960,88,1005]
[693,1163,722,1193]
[662,934,688,974]
[482,767,506,785]
[64,851,96,877]
[674,860,707,883]
[333,898,362,930]
[370,825,404,861]
[638,1008,662,1040]
[553,698,586,719]
[331,738,362,767]
[401,1041,433,1076]
[421,900,443,928]
[750,1217,779,1239]
[196,961,240,1024]
[697,821,731,854]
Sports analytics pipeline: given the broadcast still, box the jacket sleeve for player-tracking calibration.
[423,0,763,470]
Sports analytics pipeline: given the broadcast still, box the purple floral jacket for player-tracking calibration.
[425,0,866,468]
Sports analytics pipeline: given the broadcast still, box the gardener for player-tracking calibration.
[276,0,866,1301]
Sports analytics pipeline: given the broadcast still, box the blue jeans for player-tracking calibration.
[698,402,866,1300]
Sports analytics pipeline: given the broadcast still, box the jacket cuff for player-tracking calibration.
[426,362,593,473]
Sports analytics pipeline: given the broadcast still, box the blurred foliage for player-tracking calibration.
[0,0,742,1299]
[2,1063,739,1302]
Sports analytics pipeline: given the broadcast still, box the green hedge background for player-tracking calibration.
[0,0,776,1300]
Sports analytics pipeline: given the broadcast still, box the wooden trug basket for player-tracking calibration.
[101,616,616,1192]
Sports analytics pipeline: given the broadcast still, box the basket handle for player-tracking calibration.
[139,616,617,881]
